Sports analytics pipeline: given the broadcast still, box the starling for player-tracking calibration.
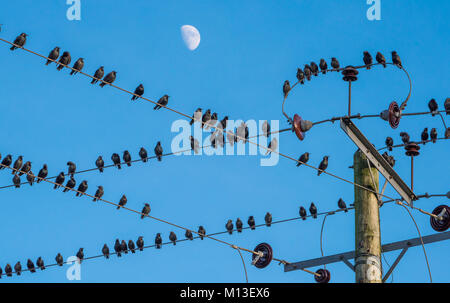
[5,264,12,277]
[139,147,148,162]
[67,161,76,177]
[385,137,394,151]
[226,219,234,234]
[319,59,328,74]
[154,142,163,161]
[13,174,21,188]
[208,112,218,130]
[296,68,305,84]
[96,156,104,172]
[201,109,211,129]
[247,216,256,230]
[75,180,88,197]
[220,116,229,130]
[111,153,121,169]
[63,176,76,192]
[236,218,243,233]
[56,51,71,71]
[123,150,132,167]
[428,98,438,116]
[430,128,437,143]
[169,232,177,245]
[155,233,162,249]
[54,172,65,189]
[37,164,48,182]
[331,57,340,71]
[198,226,206,240]
[299,206,307,220]
[12,156,23,175]
[114,239,122,257]
[309,202,318,219]
[131,84,144,101]
[46,47,60,65]
[121,240,128,254]
[185,230,194,240]
[391,51,402,68]
[445,98,450,115]
[265,212,272,227]
[55,253,64,266]
[190,136,200,154]
[10,33,27,50]
[310,62,319,76]
[128,240,136,253]
[26,171,35,186]
[93,185,104,201]
[283,80,290,97]
[376,52,386,67]
[304,64,312,81]
[14,262,22,276]
[36,257,45,270]
[382,152,395,168]
[0,154,12,169]
[400,132,410,144]
[421,128,429,143]
[27,259,36,273]
[19,161,31,176]
[190,108,202,125]
[102,244,110,259]
[317,156,329,176]
[99,71,117,87]
[262,120,270,137]
[117,194,127,209]
[338,198,348,212]
[266,138,278,155]
[91,66,104,84]
[296,152,310,167]
[136,236,144,251]
[363,51,373,69]
[70,58,84,75]
[154,94,169,110]
[141,203,151,219]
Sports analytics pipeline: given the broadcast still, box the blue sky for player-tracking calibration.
[0,0,448,283]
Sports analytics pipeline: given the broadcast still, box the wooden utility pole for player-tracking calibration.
[354,149,382,283]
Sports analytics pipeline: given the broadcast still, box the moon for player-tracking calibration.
[181,25,201,51]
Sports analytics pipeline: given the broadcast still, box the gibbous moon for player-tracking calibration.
[181,25,200,51]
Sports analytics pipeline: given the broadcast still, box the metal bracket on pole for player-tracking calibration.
[340,256,355,272]
[382,246,409,283]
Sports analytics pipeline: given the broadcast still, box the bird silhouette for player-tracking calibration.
[304,64,312,81]
[70,58,84,75]
[54,172,65,189]
[296,68,305,84]
[76,248,84,263]
[91,66,104,84]
[169,232,177,245]
[136,236,144,251]
[10,33,27,50]
[131,84,144,101]
[154,142,163,161]
[363,51,373,69]
[155,233,162,249]
[265,212,272,227]
[430,128,437,143]
[338,198,348,212]
[46,47,60,65]
[185,230,194,240]
[13,174,21,188]
[0,154,12,169]
[12,156,23,175]
[309,203,318,219]
[75,180,88,197]
[14,262,21,276]
[67,161,76,177]
[123,151,132,167]
[319,59,328,74]
[27,259,36,273]
[310,62,319,76]
[421,128,429,143]
[121,240,128,254]
[226,220,234,234]
[400,132,410,144]
[128,240,136,253]
[428,99,438,116]
[248,216,256,230]
[37,164,48,182]
[93,185,104,202]
[99,71,117,87]
[318,156,329,176]
[385,137,394,151]
[376,52,386,67]
[117,195,127,209]
[55,253,64,266]
[198,226,206,240]
[283,80,290,97]
[139,147,148,162]
[111,153,121,169]
[63,176,76,192]
[299,206,307,220]
[114,239,122,257]
[19,161,31,176]
[96,156,104,172]
[154,95,169,110]
[102,244,110,259]
[141,203,151,219]
[391,51,402,68]
[56,51,71,71]
[36,257,45,270]
[297,152,310,167]
[190,108,202,125]
[331,57,340,71]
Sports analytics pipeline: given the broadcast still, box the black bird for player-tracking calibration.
[12,155,23,175]
[0,154,12,169]
[446,127,450,139]
[376,52,386,67]
[111,153,121,169]
[209,112,218,129]
[10,33,28,50]
[96,156,104,172]
[296,68,305,84]
[296,152,310,167]
[14,262,22,276]
[136,236,144,251]
[131,84,144,101]
[91,66,104,84]
[5,264,12,277]
[391,51,402,68]
[363,51,373,69]
[121,240,128,254]
[198,226,206,240]
[445,98,450,115]
[317,156,329,176]
[99,71,117,87]
[338,198,348,212]
[421,128,429,143]
[265,212,272,227]
[75,180,88,197]
[220,116,229,130]
[169,231,177,245]
[54,172,65,189]
[185,230,194,240]
[102,244,110,259]
[139,147,148,162]
[63,176,76,192]
[190,136,200,154]
[428,98,438,116]
[155,233,162,249]
[400,132,410,144]
[385,137,394,151]
[55,253,64,266]
[299,206,307,220]
[309,202,318,219]
[201,109,211,129]
[304,64,312,81]
[310,62,319,76]
[248,216,256,230]
[319,59,328,74]
[154,142,163,161]
[123,150,132,167]
[13,174,21,188]
[128,240,136,253]
[382,152,395,168]
[283,80,290,97]
[46,47,60,65]
[114,239,122,257]
[117,194,127,209]
[262,120,270,138]
[70,58,84,75]
[93,185,104,201]
[36,257,45,270]
[67,161,76,177]
[56,51,71,71]
[430,128,437,143]
[19,161,31,176]
[27,259,36,273]
[154,94,169,110]
[236,218,243,233]
[37,164,48,182]
[331,57,340,71]
[190,108,202,125]
[141,203,151,219]
[26,171,35,186]
[226,219,234,234]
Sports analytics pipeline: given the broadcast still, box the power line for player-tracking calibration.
[377,136,449,152]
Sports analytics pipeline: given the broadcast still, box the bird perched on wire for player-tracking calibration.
[304,64,312,81]
[201,109,211,129]
[338,198,348,212]
[265,212,272,227]
[67,161,76,177]
[262,120,270,137]
[117,194,127,209]
[207,112,218,130]
[317,156,329,176]
[13,174,21,188]
[102,244,110,259]
[12,155,23,175]
[19,161,31,176]
[114,239,122,257]
[226,219,234,234]
[190,136,200,154]
[91,66,104,84]
[154,142,163,161]
[190,108,202,125]
[309,202,318,219]
[128,240,136,253]
[14,262,22,276]
[376,52,386,67]
[54,172,65,189]
[70,58,84,75]
[76,248,84,263]
[331,57,340,71]
[27,259,36,273]
[0,154,12,169]
[283,80,290,97]
[430,128,437,143]
[4,264,12,277]
[445,98,450,115]
[10,33,28,50]
[93,185,104,202]
[37,164,48,182]
[123,150,132,167]
[75,180,88,197]
[428,98,438,116]
[319,59,328,74]
[400,132,410,144]
[169,232,177,245]
[99,71,117,87]
[155,233,162,249]
[185,230,194,240]
[310,62,319,76]
[391,51,402,68]
[235,218,243,233]
[26,171,34,186]
[421,128,429,143]
[385,137,394,151]
[141,203,151,219]
[55,253,64,266]
[63,176,76,192]
[36,257,45,270]
[382,152,395,168]
[299,206,307,220]
[198,226,206,240]
[154,94,169,110]
[219,116,229,131]
[96,156,104,173]
[296,68,305,84]
[56,51,71,71]
[45,47,60,65]
[248,216,256,230]
[296,152,310,167]
[266,138,278,155]
[139,147,148,162]
[136,236,144,251]
[131,84,144,101]
[121,240,128,254]
[111,153,121,169]
[363,51,373,69]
